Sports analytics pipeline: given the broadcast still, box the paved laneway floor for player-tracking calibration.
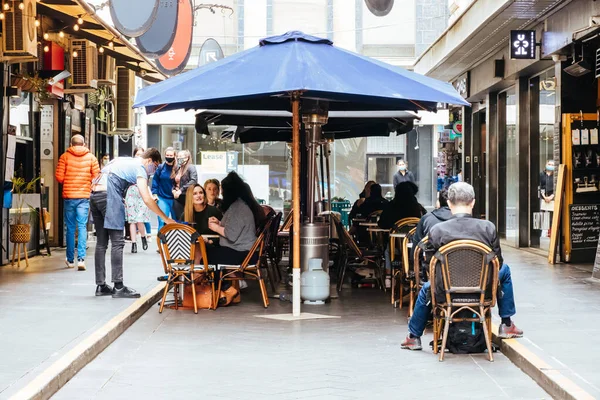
[500,246,600,397]
[52,279,547,399]
[0,239,161,399]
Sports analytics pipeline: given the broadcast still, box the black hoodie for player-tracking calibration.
[412,206,454,250]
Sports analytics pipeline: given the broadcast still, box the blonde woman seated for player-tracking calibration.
[204,178,223,210]
[207,172,266,306]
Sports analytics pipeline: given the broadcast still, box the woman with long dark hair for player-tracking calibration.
[207,172,265,305]
[171,150,198,218]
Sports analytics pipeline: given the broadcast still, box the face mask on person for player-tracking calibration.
[165,157,175,164]
[146,162,157,176]
[177,158,186,166]
[399,165,406,171]
[546,165,555,171]
[102,159,109,166]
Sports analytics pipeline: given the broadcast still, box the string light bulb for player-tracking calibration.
[108,40,114,49]
[77,16,84,25]
[43,45,49,52]
[34,19,40,27]
[98,46,104,54]
[73,24,79,31]
[59,31,64,38]
[0,12,4,19]
[3,3,9,10]
[72,50,78,58]
[18,1,24,10]
[43,32,49,40]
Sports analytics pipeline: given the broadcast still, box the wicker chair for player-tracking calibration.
[264,212,283,292]
[331,214,384,292]
[157,224,212,313]
[411,236,432,316]
[429,240,500,362]
[389,217,420,308]
[216,216,274,308]
[401,227,417,315]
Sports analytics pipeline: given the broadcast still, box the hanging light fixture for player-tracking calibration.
[98,46,105,54]
[3,3,10,10]
[0,12,4,19]
[108,40,114,49]
[18,1,24,10]
[34,19,40,27]
[77,16,84,25]
[73,24,79,31]
[43,32,49,40]
[72,50,78,58]
[43,45,49,52]
[59,31,64,38]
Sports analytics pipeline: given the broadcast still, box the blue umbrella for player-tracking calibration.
[134,31,468,113]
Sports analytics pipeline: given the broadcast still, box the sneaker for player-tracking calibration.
[498,323,524,339]
[112,286,141,298]
[95,284,114,296]
[385,277,391,289]
[65,259,74,268]
[239,280,248,290]
[77,260,86,271]
[157,275,168,282]
[401,334,422,351]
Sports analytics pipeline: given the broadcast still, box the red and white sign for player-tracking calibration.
[156,0,193,76]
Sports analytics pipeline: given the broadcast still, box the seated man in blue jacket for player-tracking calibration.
[401,182,523,351]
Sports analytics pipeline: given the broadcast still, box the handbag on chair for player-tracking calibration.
[183,281,214,310]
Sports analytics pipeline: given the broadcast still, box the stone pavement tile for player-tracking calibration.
[0,242,164,399]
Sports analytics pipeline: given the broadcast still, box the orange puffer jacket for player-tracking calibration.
[55,146,100,199]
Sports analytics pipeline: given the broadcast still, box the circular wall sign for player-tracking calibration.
[452,121,463,135]
[364,0,394,17]
[155,0,194,76]
[109,0,159,38]
[135,0,179,58]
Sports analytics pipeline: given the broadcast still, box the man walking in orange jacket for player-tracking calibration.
[55,135,100,270]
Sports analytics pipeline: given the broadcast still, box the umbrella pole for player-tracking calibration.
[291,92,301,317]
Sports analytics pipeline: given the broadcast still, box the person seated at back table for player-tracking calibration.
[357,183,388,218]
[349,180,376,222]
[204,178,223,210]
[378,182,426,284]
[401,182,523,351]
[207,172,266,306]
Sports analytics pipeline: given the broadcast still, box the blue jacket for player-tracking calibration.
[151,162,174,199]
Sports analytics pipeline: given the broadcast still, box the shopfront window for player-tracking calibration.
[505,88,518,246]
[536,70,556,250]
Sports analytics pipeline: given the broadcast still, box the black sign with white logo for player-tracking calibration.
[510,30,536,60]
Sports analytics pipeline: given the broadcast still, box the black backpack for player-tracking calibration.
[446,310,488,354]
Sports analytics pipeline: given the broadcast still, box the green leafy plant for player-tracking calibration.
[11,176,40,225]
[331,196,347,202]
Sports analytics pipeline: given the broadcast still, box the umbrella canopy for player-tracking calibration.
[134,31,469,113]
[196,109,419,143]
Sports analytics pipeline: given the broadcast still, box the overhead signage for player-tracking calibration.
[199,38,224,67]
[201,151,226,172]
[452,121,463,136]
[135,0,179,58]
[452,72,469,99]
[110,0,159,38]
[156,0,194,76]
[510,30,536,60]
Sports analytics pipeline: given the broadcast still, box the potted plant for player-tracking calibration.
[10,177,40,244]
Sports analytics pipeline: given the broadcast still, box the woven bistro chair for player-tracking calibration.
[411,236,433,316]
[265,212,284,290]
[331,214,384,292]
[401,227,417,315]
[389,217,420,308]
[157,224,212,313]
[429,240,499,362]
[216,216,274,308]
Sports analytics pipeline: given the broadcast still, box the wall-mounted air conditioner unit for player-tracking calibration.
[97,53,116,85]
[1,0,37,60]
[66,39,98,93]
[110,66,135,135]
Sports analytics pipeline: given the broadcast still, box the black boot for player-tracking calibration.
[141,236,148,251]
[131,243,137,253]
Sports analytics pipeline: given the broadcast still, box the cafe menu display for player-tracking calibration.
[570,204,600,251]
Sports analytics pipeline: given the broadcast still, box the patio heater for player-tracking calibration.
[300,100,330,273]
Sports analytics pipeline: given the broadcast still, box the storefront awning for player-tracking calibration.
[413,0,566,82]
[38,0,166,82]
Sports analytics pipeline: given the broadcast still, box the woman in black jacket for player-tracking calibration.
[171,150,198,218]
[378,182,426,229]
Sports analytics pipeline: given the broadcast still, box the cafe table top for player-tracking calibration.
[367,227,390,233]
[389,232,407,238]
[359,222,378,227]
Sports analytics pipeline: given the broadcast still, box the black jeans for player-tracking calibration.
[91,191,125,285]
[207,246,257,291]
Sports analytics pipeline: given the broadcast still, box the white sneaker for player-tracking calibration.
[65,259,74,268]
[77,260,86,271]
[239,280,248,290]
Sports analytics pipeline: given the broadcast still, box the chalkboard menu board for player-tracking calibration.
[593,239,600,279]
[570,204,600,249]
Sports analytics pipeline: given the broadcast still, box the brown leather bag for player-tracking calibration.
[183,282,214,310]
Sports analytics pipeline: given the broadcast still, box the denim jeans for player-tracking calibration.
[408,263,516,337]
[144,222,151,235]
[157,197,174,231]
[64,198,90,262]
[91,191,124,285]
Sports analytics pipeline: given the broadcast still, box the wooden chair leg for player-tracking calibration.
[391,268,396,305]
[215,274,223,309]
[398,272,404,309]
[159,281,170,313]
[337,260,347,292]
[432,313,439,354]
[439,307,451,361]
[191,278,198,314]
[408,281,415,317]
[256,268,270,308]
[481,308,494,362]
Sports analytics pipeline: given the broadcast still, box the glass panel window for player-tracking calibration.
[505,88,518,246]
